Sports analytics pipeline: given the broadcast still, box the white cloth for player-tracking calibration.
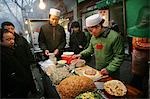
[86,14,102,27]
[49,8,60,16]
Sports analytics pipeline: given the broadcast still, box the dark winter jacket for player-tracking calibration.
[13,33,36,93]
[1,46,32,98]
[14,33,35,68]
[69,31,87,54]
[38,23,66,53]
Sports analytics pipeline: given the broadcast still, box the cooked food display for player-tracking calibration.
[57,75,96,99]
[44,66,55,76]
[82,68,100,81]
[75,66,103,81]
[104,80,127,96]
[75,92,102,99]
[49,67,72,85]
[70,59,86,67]
[84,68,97,76]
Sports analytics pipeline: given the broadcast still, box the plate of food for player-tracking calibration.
[75,66,107,81]
[75,91,103,99]
[82,68,107,81]
[83,69,100,79]
[104,80,127,96]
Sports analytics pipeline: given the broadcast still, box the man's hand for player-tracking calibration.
[100,68,109,75]
[73,54,82,59]
[53,49,59,55]
[45,50,50,56]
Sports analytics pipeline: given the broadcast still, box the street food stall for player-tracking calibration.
[25,15,142,99]
[38,52,142,99]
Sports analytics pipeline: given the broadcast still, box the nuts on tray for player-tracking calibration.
[57,75,96,99]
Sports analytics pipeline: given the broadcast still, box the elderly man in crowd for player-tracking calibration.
[0,29,35,98]
[1,22,37,97]
[38,8,66,58]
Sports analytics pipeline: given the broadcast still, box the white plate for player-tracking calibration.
[63,52,74,56]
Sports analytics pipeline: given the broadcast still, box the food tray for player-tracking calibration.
[75,65,108,81]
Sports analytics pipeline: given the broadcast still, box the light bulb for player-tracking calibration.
[39,0,46,9]
[25,20,28,24]
[102,16,106,19]
[25,30,28,34]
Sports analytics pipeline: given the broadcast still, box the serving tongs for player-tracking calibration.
[97,89,108,99]
[94,82,108,99]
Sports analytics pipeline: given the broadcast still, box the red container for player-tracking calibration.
[61,54,76,64]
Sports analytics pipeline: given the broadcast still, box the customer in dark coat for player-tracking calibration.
[38,8,66,58]
[1,21,35,65]
[1,22,37,95]
[69,21,87,54]
[110,20,120,33]
[1,29,34,98]
[83,27,92,49]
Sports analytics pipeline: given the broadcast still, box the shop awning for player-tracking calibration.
[96,0,122,9]
[126,0,149,38]
[128,26,150,38]
[77,0,85,3]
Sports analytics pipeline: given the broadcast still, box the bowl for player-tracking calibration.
[63,52,74,56]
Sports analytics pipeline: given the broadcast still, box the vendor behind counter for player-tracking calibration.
[75,13,125,78]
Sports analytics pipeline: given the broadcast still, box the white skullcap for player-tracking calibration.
[49,8,61,16]
[86,14,102,27]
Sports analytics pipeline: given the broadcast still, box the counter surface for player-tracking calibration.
[38,63,142,98]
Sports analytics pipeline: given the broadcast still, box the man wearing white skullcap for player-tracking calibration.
[39,8,66,58]
[86,14,102,27]
[49,8,61,17]
[75,13,124,78]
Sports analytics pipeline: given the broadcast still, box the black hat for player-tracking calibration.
[71,21,80,28]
